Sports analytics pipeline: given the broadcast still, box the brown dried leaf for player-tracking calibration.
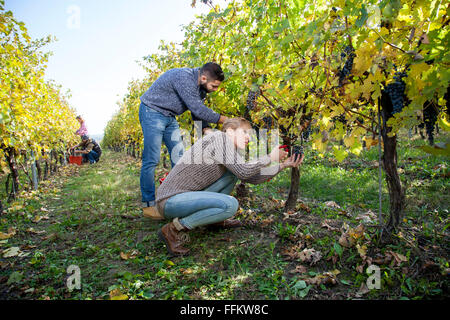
[355,210,377,224]
[120,250,139,260]
[355,283,369,298]
[324,201,341,209]
[297,203,311,213]
[321,221,339,231]
[26,228,46,235]
[299,248,322,265]
[305,270,339,286]
[0,227,16,240]
[289,265,308,274]
[339,231,355,248]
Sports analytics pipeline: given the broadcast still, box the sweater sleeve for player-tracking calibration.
[240,164,283,184]
[210,133,272,180]
[172,74,221,124]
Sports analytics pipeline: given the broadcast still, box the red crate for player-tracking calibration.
[69,155,83,165]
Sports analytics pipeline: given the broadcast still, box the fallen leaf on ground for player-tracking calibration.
[356,264,365,273]
[387,250,408,266]
[324,201,341,209]
[180,268,194,274]
[109,289,129,300]
[339,224,366,248]
[0,227,16,240]
[21,244,37,250]
[355,283,369,298]
[299,248,322,265]
[289,265,308,274]
[41,233,57,241]
[32,215,49,223]
[339,231,355,248]
[281,243,305,260]
[356,244,368,258]
[305,270,340,286]
[261,215,275,227]
[356,210,378,224]
[321,220,339,231]
[297,203,311,213]
[26,228,46,235]
[120,250,139,260]
[2,247,21,258]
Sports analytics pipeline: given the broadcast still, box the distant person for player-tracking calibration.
[72,135,102,164]
[75,116,88,137]
[139,62,229,219]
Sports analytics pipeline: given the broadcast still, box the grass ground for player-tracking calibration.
[0,132,448,300]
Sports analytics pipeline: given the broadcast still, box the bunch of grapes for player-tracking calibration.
[333,114,347,124]
[384,71,407,114]
[292,145,304,158]
[263,116,273,128]
[423,105,438,146]
[339,46,355,86]
[246,89,260,111]
[301,123,312,141]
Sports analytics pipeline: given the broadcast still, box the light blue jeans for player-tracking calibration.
[163,171,239,229]
[139,103,184,205]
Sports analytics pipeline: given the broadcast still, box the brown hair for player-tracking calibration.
[200,62,225,82]
[221,117,252,132]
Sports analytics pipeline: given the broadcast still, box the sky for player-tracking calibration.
[5,0,224,136]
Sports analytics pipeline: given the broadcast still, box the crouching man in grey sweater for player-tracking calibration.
[139,62,229,219]
[155,118,304,256]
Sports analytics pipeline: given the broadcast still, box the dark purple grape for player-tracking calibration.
[292,145,304,158]
[246,89,260,111]
[338,46,355,86]
[383,71,407,114]
[423,104,438,145]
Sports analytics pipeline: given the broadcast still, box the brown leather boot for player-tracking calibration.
[157,218,190,256]
[207,218,243,230]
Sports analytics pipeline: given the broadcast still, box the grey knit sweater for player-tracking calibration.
[156,131,282,214]
[140,67,221,124]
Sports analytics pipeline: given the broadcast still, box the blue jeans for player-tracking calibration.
[139,103,184,205]
[83,150,99,164]
[163,171,239,229]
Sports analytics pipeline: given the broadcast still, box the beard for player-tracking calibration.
[199,81,212,94]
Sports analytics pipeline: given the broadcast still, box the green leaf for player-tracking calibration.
[280,34,294,46]
[7,271,23,285]
[355,5,369,28]
[334,242,343,257]
[293,280,307,290]
[333,146,348,162]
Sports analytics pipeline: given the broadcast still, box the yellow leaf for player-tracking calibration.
[354,45,376,76]
[409,62,430,78]
[2,246,21,258]
[363,137,379,150]
[344,136,355,148]
[164,260,175,267]
[110,294,129,300]
[0,227,16,240]
[109,289,129,300]
[356,244,367,257]
[438,114,450,132]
